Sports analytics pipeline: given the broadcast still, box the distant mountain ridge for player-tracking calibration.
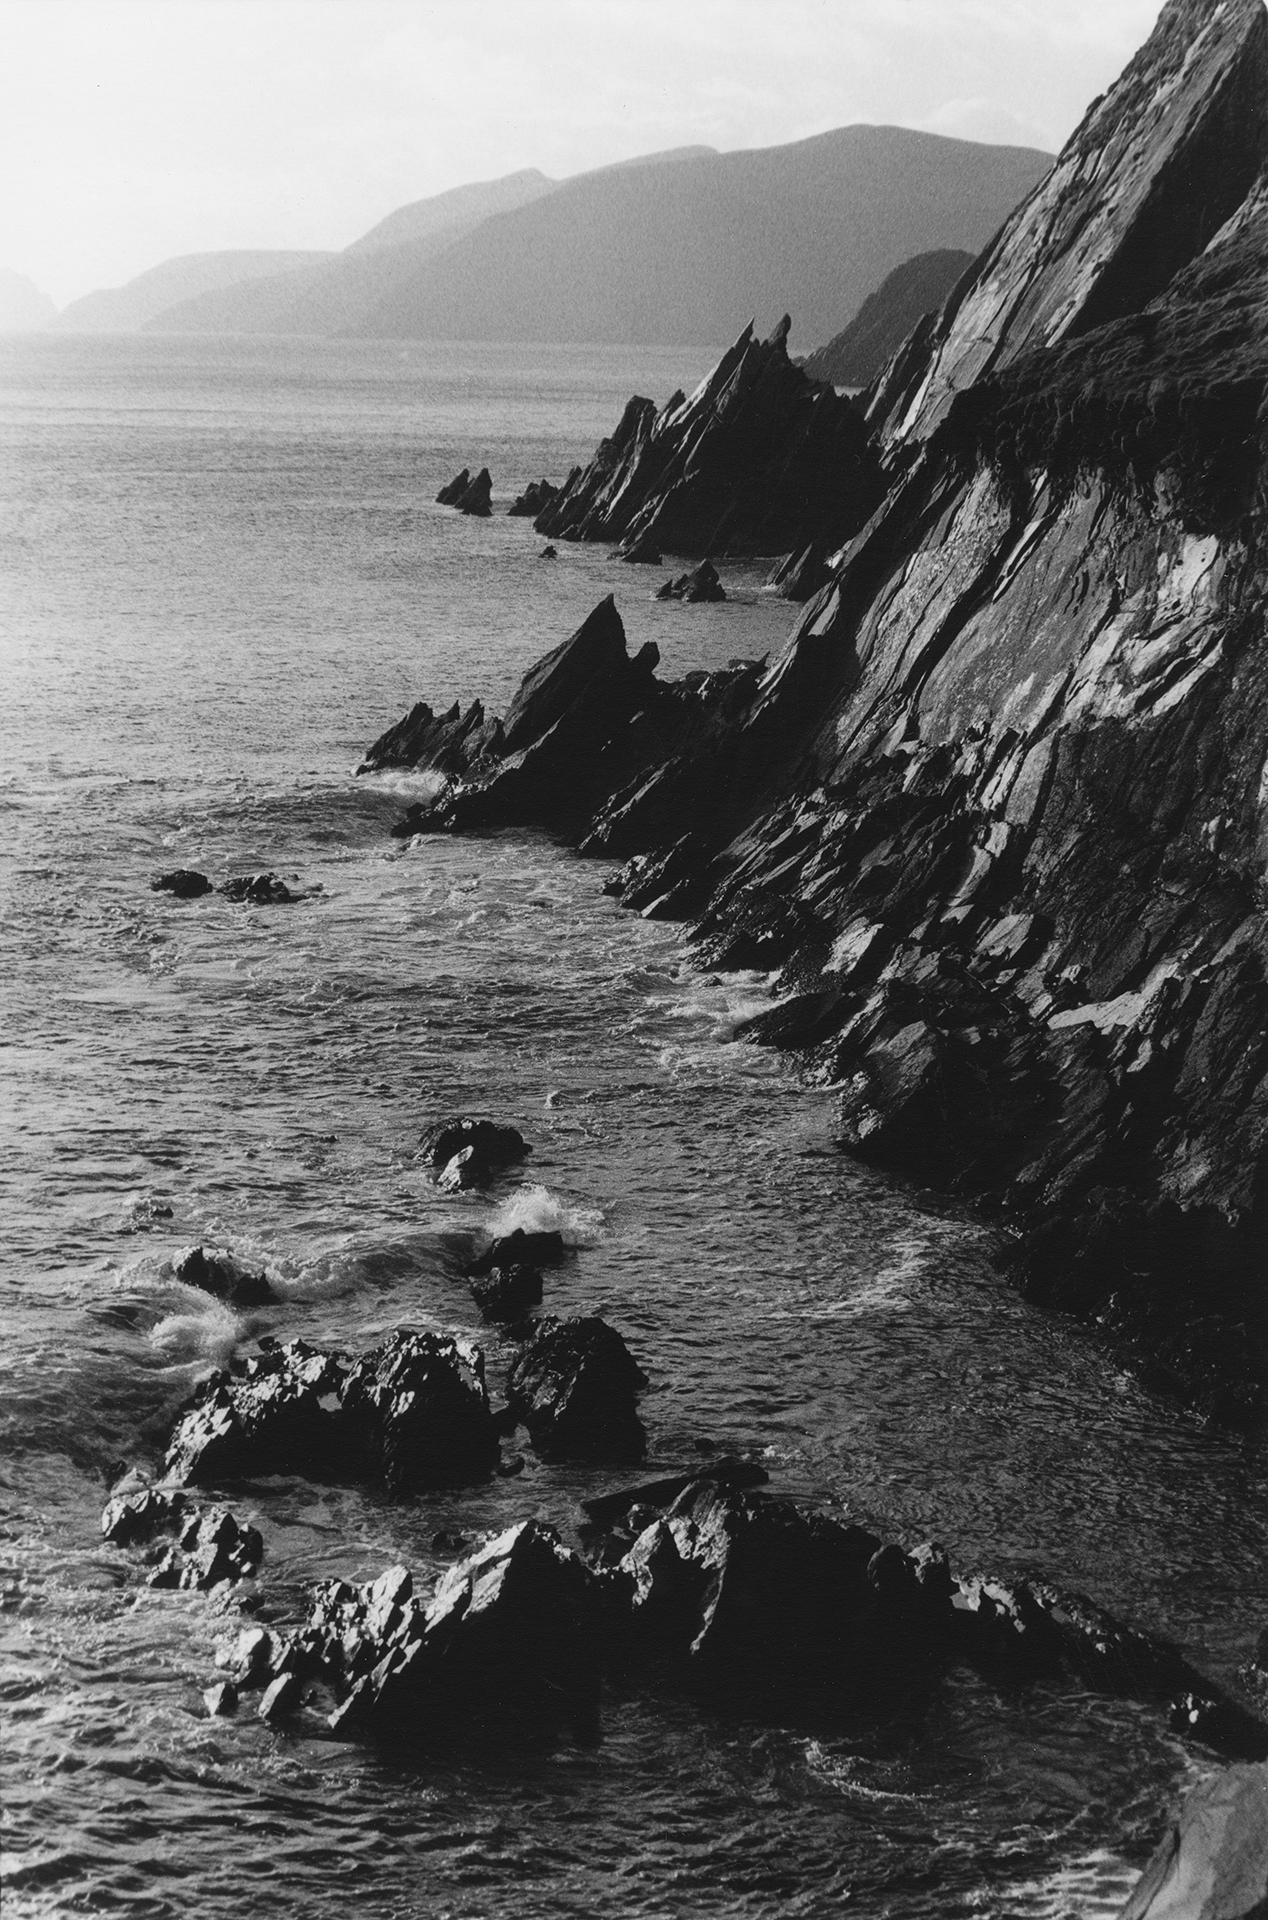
[802,248,976,387]
[55,250,336,333]
[0,269,57,332]
[146,127,1049,348]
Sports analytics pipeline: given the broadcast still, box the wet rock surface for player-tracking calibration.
[469,1262,543,1320]
[165,1339,346,1486]
[505,1314,648,1461]
[341,1330,500,1492]
[360,0,1268,1424]
[151,869,212,898]
[172,1245,277,1308]
[419,1116,529,1186]
[102,1475,263,1590]
[221,872,296,906]
[1120,1761,1268,1919]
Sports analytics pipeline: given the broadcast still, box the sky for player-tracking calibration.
[1,0,1165,309]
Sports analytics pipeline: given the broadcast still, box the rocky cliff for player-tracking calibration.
[800,250,975,390]
[365,0,1268,1425]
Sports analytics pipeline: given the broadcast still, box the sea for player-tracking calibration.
[1,333,1265,1920]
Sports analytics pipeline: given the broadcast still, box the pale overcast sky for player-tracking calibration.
[2,0,1165,307]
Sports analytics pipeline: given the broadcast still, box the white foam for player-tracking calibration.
[360,767,450,800]
[147,1299,242,1369]
[490,1183,605,1247]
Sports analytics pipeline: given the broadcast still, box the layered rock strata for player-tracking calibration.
[365,0,1268,1424]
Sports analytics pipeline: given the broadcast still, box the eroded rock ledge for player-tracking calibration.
[361,0,1268,1425]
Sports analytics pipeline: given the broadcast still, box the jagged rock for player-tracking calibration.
[357,697,500,777]
[656,560,726,603]
[102,1477,264,1590]
[619,531,661,564]
[508,478,559,517]
[359,0,1268,1420]
[221,872,295,906]
[504,1315,648,1461]
[165,1339,345,1486]
[341,1330,499,1492]
[419,1117,528,1176]
[579,1456,769,1532]
[1120,1763,1268,1919]
[214,1625,275,1687]
[436,467,470,505]
[203,1681,238,1716]
[468,1227,565,1276]
[456,467,493,516]
[290,1525,600,1744]
[535,319,882,557]
[764,543,832,602]
[172,1245,277,1309]
[618,1482,950,1709]
[539,544,557,559]
[469,1263,543,1320]
[258,1671,303,1723]
[151,869,212,899]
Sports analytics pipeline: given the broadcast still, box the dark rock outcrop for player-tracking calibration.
[469,1227,565,1275]
[165,1339,345,1485]
[360,0,1268,1422]
[221,872,296,906]
[1120,1762,1268,1919]
[505,1314,648,1461]
[172,1245,277,1309]
[508,478,559,517]
[341,1330,500,1492]
[436,468,470,505]
[619,531,661,564]
[151,869,212,899]
[534,319,883,558]
[469,1263,543,1320]
[801,249,975,389]
[456,468,493,516]
[283,1524,600,1744]
[540,544,557,559]
[655,560,726,602]
[764,543,833,603]
[419,1116,528,1180]
[357,697,501,776]
[102,1475,263,1590]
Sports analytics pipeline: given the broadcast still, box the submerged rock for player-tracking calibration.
[151,869,212,899]
[505,1314,648,1461]
[1120,1762,1268,1919]
[341,1330,500,1492]
[221,872,296,906]
[172,1245,277,1309]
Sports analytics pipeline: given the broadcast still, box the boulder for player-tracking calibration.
[435,467,470,505]
[419,1117,528,1179]
[1120,1762,1268,1919]
[505,1315,648,1461]
[468,1227,565,1276]
[172,1245,277,1309]
[165,1339,345,1485]
[340,1330,500,1492]
[656,561,726,602]
[221,872,296,906]
[469,1263,543,1320]
[508,478,559,517]
[151,869,212,899]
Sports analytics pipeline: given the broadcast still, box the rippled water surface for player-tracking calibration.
[2,335,1265,1919]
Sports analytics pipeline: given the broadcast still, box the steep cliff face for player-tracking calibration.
[801,250,975,390]
[368,0,1268,1421]
[534,317,881,558]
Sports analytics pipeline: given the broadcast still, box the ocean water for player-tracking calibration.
[1,333,1265,1920]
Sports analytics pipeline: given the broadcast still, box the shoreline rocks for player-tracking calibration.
[505,1315,648,1462]
[1120,1762,1268,1919]
[655,559,726,603]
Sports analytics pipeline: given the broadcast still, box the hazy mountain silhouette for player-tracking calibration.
[802,248,976,387]
[0,269,57,332]
[149,128,1049,347]
[347,168,557,254]
[56,250,335,332]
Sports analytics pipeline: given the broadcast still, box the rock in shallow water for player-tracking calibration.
[220,872,296,906]
[151,869,212,898]
[341,1330,500,1492]
[172,1245,277,1309]
[101,1476,263,1590]
[419,1116,528,1187]
[469,1262,543,1320]
[505,1314,648,1462]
